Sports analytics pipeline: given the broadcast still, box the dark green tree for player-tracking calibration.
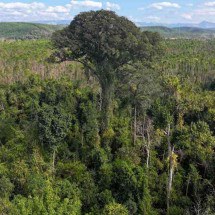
[51,10,161,131]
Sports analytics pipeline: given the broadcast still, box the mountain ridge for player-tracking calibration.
[141,26,215,39]
[4,19,215,29]
[1,21,215,40]
[1,20,215,29]
[137,20,215,29]
[0,22,64,39]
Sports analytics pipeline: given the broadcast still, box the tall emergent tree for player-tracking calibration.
[52,10,161,131]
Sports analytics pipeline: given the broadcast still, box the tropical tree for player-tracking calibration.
[51,10,161,131]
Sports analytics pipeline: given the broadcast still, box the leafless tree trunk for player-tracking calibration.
[133,105,137,145]
[186,175,191,196]
[52,148,56,174]
[140,118,153,169]
[146,119,152,169]
[193,198,203,215]
[165,123,175,215]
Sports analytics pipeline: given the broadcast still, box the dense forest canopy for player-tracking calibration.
[0,10,215,215]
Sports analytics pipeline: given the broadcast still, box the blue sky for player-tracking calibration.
[1,0,215,23]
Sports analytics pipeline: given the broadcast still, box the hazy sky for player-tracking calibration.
[1,0,215,23]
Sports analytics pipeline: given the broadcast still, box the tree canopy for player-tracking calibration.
[52,10,162,130]
[52,10,161,68]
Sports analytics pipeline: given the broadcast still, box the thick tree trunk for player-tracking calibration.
[100,81,114,132]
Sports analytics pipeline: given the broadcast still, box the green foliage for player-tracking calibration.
[103,202,129,215]
[11,180,81,215]
[0,12,214,215]
[52,10,162,131]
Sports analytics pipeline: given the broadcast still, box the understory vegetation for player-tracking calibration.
[0,11,215,215]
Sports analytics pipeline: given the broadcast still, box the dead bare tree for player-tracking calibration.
[165,123,177,215]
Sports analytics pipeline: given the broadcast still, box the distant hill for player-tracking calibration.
[142,26,215,39]
[0,22,64,40]
[137,21,215,29]
[35,20,215,29]
[1,22,215,40]
[199,21,215,29]
[34,20,71,25]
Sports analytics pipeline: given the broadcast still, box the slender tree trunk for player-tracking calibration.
[52,147,56,174]
[141,118,152,169]
[166,124,174,215]
[186,175,191,196]
[168,146,175,208]
[133,105,137,145]
[146,125,151,169]
[167,124,171,156]
[99,90,102,111]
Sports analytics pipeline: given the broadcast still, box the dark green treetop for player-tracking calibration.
[52,10,161,131]
[52,10,161,69]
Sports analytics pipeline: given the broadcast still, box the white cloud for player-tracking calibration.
[181,13,192,20]
[149,2,180,10]
[0,1,112,22]
[0,1,123,21]
[186,3,194,7]
[106,2,120,10]
[70,0,102,8]
[195,8,215,16]
[46,6,70,13]
[0,2,72,21]
[180,6,215,23]
[205,2,215,7]
[0,2,45,10]
[146,16,161,22]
